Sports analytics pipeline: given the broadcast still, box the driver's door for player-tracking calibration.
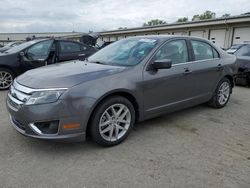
[143,39,196,118]
[20,40,54,72]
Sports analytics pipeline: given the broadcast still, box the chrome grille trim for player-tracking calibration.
[7,93,23,105]
[13,80,68,94]
[10,85,30,102]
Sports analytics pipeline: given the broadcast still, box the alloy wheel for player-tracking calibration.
[218,81,230,105]
[0,71,13,89]
[99,104,131,142]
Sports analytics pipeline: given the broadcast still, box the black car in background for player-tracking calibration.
[227,44,250,86]
[0,38,97,90]
[0,41,23,53]
[97,41,114,49]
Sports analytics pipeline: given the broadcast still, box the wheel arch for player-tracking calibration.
[85,89,140,136]
[0,65,17,76]
[224,75,234,89]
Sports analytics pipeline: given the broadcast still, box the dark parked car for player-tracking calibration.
[97,41,114,49]
[6,36,237,146]
[227,43,250,86]
[0,41,23,53]
[0,38,97,90]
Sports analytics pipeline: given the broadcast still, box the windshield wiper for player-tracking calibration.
[89,61,107,65]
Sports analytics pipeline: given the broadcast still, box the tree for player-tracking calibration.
[199,10,216,20]
[118,27,127,30]
[143,19,166,27]
[192,14,200,21]
[192,10,216,21]
[177,17,188,22]
[222,13,230,18]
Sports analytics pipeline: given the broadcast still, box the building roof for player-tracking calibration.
[99,14,250,35]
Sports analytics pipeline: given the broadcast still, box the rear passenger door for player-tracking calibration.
[58,41,84,62]
[188,39,223,98]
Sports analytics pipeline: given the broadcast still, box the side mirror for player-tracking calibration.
[78,53,86,61]
[19,51,25,57]
[152,59,172,70]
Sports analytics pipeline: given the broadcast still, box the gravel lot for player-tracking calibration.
[0,87,250,188]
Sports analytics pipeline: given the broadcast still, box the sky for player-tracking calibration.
[0,0,250,33]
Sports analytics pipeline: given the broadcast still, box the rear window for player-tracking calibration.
[59,41,81,53]
[236,45,250,57]
[191,40,219,61]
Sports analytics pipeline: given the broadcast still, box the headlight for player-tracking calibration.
[25,90,66,105]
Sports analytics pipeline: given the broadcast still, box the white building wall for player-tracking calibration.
[189,30,205,38]
[209,29,227,48]
[233,27,250,44]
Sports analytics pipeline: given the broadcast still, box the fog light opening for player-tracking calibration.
[30,121,59,135]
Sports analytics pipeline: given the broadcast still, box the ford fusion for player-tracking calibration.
[6,36,237,146]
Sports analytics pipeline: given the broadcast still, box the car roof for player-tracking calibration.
[127,35,209,42]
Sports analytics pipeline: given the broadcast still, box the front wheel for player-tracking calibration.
[90,96,135,147]
[208,78,232,108]
[0,68,15,90]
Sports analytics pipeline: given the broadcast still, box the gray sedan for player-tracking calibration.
[6,35,237,146]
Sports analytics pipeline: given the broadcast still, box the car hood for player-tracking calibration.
[0,47,10,53]
[16,60,127,89]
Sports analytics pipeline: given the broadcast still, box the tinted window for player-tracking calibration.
[237,45,250,57]
[60,41,81,53]
[81,44,88,51]
[154,40,188,64]
[191,40,214,61]
[4,40,38,54]
[27,40,53,60]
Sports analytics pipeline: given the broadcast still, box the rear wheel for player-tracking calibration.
[90,96,135,147]
[208,78,232,108]
[0,68,14,90]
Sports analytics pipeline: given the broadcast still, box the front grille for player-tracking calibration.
[7,80,32,110]
[7,97,19,110]
[10,85,30,104]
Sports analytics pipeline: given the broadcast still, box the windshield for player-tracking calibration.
[230,44,244,49]
[88,38,158,66]
[226,44,245,54]
[4,40,40,54]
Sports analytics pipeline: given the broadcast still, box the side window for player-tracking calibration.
[154,40,189,64]
[212,48,220,58]
[27,40,53,60]
[191,40,214,61]
[81,44,88,51]
[59,41,81,54]
[237,45,250,57]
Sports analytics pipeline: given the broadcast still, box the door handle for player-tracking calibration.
[183,68,192,75]
[78,53,86,57]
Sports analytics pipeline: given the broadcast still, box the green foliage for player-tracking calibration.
[192,10,216,21]
[222,13,231,18]
[177,17,188,22]
[143,19,167,27]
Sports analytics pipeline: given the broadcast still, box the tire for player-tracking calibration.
[0,68,15,90]
[208,77,232,108]
[90,96,135,147]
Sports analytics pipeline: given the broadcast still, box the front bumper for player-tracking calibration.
[9,115,85,142]
[6,93,89,143]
